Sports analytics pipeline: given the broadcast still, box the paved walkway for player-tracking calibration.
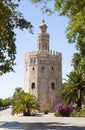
[0,108,85,130]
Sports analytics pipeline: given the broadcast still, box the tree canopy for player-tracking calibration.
[31,0,85,44]
[62,71,85,108]
[12,91,39,116]
[0,0,33,75]
[31,0,85,71]
[1,0,85,76]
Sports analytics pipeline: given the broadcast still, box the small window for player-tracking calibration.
[51,82,55,90]
[31,82,35,89]
[42,29,45,33]
[32,67,35,70]
[52,67,54,70]
[42,66,44,70]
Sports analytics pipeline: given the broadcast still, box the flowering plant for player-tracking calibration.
[55,103,75,117]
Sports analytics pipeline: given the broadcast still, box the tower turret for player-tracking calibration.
[37,20,49,51]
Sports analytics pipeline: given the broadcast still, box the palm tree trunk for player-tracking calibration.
[77,89,82,109]
[23,108,31,116]
[77,99,82,109]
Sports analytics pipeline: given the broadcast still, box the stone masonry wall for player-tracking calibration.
[24,50,62,111]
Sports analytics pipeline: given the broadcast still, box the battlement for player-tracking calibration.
[25,50,61,57]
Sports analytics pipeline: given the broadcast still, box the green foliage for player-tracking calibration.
[12,91,39,116]
[31,0,54,14]
[54,111,61,117]
[0,98,12,109]
[30,1,85,112]
[0,98,3,108]
[71,53,81,70]
[54,0,85,47]
[71,108,85,117]
[13,87,24,99]
[78,58,85,74]
[31,0,85,44]
[62,71,85,108]
[42,108,50,114]
[31,0,41,3]
[30,0,85,76]
[0,0,33,75]
[2,98,12,107]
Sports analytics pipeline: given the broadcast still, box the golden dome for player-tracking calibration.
[39,19,48,29]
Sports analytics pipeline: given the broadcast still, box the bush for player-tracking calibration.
[42,108,50,114]
[55,103,75,117]
[71,108,85,117]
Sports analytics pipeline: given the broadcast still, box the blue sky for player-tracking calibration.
[0,1,76,99]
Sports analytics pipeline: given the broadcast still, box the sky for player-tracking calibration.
[0,1,76,99]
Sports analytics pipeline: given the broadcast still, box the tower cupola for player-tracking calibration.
[37,20,49,51]
[39,20,48,34]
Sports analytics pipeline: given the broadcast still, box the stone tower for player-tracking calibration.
[24,20,62,111]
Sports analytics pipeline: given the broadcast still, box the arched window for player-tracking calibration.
[51,82,55,90]
[31,82,35,89]
[42,66,44,70]
[32,67,35,70]
[52,67,54,70]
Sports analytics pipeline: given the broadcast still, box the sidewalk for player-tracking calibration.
[0,108,85,130]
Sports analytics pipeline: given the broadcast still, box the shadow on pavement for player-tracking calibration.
[0,121,85,130]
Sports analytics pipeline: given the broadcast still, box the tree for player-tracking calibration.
[13,87,24,98]
[31,0,85,45]
[78,58,85,74]
[2,98,12,108]
[0,98,12,109]
[0,0,33,75]
[31,0,85,71]
[12,92,39,116]
[0,98,3,109]
[71,52,81,71]
[62,71,85,109]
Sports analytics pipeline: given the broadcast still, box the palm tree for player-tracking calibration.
[62,71,85,109]
[13,87,24,98]
[12,92,39,116]
[62,82,77,104]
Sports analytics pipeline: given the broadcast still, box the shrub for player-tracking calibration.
[55,103,75,117]
[42,108,50,114]
[71,107,85,117]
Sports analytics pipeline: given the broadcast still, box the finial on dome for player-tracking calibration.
[40,19,47,29]
[42,19,45,23]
